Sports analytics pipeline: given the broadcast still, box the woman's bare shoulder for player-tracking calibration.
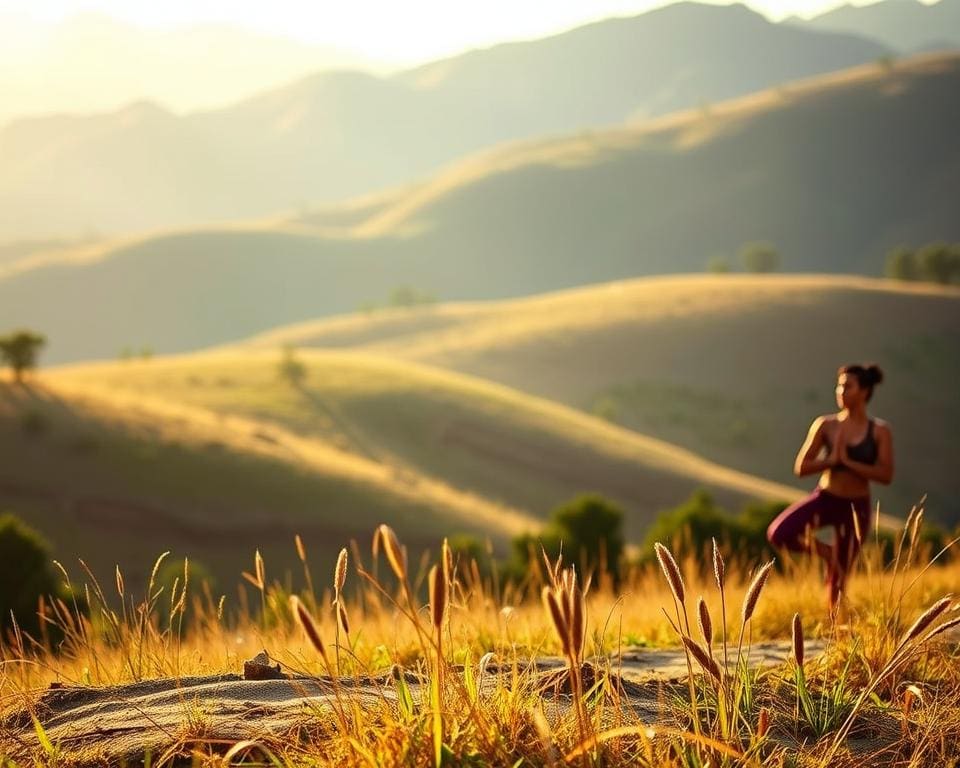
[807,414,835,436]
[872,417,892,434]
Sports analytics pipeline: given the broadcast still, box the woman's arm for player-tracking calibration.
[839,423,894,484]
[794,416,836,477]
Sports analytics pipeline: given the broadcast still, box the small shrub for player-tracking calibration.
[510,493,625,586]
[739,242,780,273]
[0,513,57,635]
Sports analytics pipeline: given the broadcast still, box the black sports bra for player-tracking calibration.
[823,418,878,469]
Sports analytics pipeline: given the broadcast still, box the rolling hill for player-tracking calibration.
[239,274,960,526]
[3,349,805,587]
[0,375,532,593]
[1,54,958,365]
[0,2,892,240]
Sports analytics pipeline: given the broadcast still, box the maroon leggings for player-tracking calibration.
[766,488,871,576]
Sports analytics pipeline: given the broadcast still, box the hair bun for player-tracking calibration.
[866,364,884,386]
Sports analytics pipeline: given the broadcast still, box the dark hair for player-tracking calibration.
[838,363,884,401]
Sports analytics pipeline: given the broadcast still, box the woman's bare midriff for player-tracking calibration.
[818,468,870,499]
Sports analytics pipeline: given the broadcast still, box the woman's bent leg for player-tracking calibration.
[767,491,825,553]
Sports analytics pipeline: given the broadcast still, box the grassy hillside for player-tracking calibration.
[240,275,960,526]
[15,349,804,582]
[0,375,546,591]
[2,53,957,365]
[0,2,891,240]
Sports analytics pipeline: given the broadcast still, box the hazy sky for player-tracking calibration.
[0,0,940,65]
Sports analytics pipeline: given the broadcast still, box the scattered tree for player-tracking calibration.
[739,242,780,273]
[278,345,307,387]
[389,285,436,308]
[707,255,731,273]
[0,329,46,384]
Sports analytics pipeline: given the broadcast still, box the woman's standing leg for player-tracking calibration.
[828,499,871,610]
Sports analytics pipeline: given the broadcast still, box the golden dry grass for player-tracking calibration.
[3,517,958,767]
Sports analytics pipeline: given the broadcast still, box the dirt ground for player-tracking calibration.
[2,642,817,765]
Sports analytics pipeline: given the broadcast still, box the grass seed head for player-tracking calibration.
[741,560,775,624]
[681,635,722,682]
[757,707,770,739]
[115,565,124,598]
[697,597,713,648]
[442,538,453,582]
[377,524,407,582]
[791,612,804,667]
[902,596,954,644]
[290,595,327,662]
[429,563,448,632]
[654,542,685,605]
[542,587,570,656]
[570,581,585,658]
[334,548,348,596]
[254,550,265,590]
[295,534,307,563]
[541,547,561,589]
[711,537,725,591]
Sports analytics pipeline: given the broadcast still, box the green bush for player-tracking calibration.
[641,489,787,564]
[510,493,625,585]
[885,243,960,285]
[739,242,780,273]
[0,513,57,636]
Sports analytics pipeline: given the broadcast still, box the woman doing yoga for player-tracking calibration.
[767,364,894,612]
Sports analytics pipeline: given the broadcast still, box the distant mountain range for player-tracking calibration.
[1,53,957,365]
[0,2,893,240]
[795,0,960,53]
[0,13,379,129]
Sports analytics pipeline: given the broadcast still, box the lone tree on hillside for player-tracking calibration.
[278,345,307,388]
[0,329,46,384]
[739,242,780,273]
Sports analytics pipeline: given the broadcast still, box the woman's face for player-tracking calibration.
[835,372,865,409]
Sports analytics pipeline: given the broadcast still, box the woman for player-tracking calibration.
[767,364,894,611]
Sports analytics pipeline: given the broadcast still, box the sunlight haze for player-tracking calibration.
[1,0,945,64]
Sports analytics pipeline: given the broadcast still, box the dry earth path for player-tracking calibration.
[2,642,822,765]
